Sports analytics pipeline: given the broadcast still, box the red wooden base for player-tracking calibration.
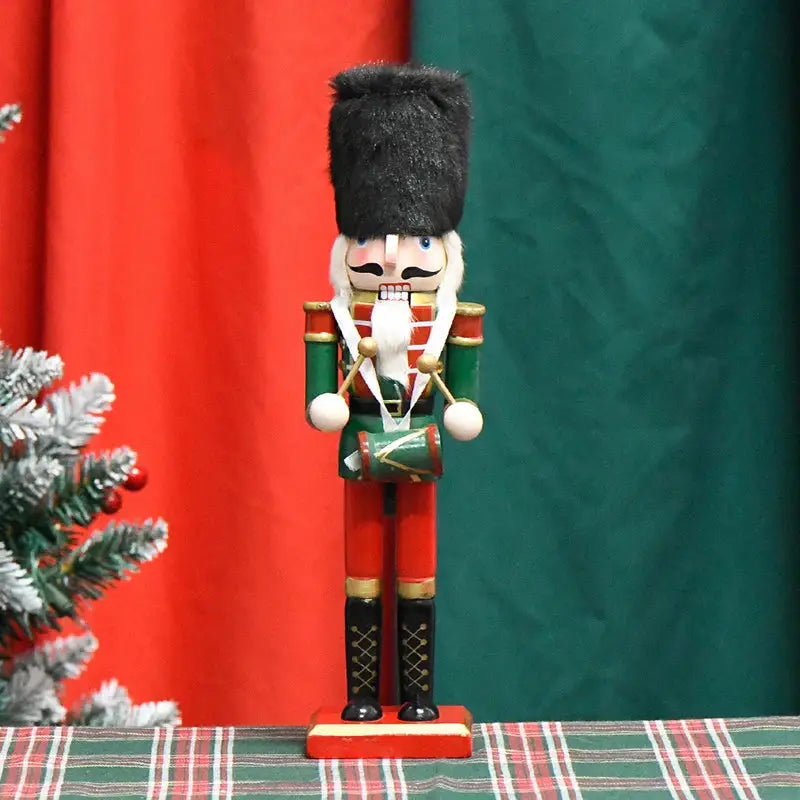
[306,705,473,759]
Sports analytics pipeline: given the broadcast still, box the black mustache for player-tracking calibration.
[348,262,383,276]
[402,266,442,279]
[347,262,442,280]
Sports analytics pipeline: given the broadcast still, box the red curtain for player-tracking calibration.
[0,0,409,725]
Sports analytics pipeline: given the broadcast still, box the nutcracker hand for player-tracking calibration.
[443,400,483,441]
[308,392,350,432]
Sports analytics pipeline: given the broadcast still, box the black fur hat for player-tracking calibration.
[329,63,471,238]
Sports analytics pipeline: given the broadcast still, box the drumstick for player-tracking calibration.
[416,354,456,405]
[338,337,378,396]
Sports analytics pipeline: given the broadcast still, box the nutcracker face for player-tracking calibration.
[345,235,447,295]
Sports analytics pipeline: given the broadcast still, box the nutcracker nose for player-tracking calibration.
[384,234,399,276]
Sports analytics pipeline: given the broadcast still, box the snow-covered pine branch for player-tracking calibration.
[125,700,181,727]
[12,632,98,681]
[0,396,53,451]
[62,518,168,600]
[40,374,115,459]
[0,665,65,725]
[69,678,130,726]
[52,447,137,527]
[0,541,43,614]
[0,104,21,139]
[0,345,64,405]
[70,679,180,727]
[0,455,64,520]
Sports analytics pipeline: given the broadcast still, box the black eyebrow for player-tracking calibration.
[348,262,384,276]
[401,266,442,279]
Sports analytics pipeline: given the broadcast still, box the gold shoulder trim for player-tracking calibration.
[447,335,483,347]
[455,301,486,317]
[304,332,338,343]
[303,301,331,311]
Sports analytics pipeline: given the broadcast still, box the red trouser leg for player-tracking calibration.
[342,480,385,715]
[344,480,385,582]
[395,482,436,585]
[395,482,438,718]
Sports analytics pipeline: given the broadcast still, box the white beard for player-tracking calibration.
[371,300,413,387]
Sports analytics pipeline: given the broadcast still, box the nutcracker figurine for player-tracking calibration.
[304,64,483,757]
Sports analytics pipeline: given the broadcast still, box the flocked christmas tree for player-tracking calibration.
[0,104,22,140]
[0,105,179,726]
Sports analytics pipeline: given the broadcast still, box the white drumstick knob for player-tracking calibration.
[443,401,483,441]
[308,392,350,432]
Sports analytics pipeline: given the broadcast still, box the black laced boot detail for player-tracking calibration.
[341,597,382,721]
[397,597,439,722]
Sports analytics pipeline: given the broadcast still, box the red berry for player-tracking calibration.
[101,490,122,514]
[124,466,148,491]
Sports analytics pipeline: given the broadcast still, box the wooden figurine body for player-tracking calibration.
[304,65,482,734]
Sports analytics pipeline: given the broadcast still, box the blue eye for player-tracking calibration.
[356,237,368,247]
[419,236,432,250]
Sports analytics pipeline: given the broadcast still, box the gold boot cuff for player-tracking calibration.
[397,579,436,599]
[345,577,382,599]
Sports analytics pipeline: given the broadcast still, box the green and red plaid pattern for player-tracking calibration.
[0,717,797,799]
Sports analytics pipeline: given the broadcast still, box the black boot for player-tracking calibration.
[341,597,382,721]
[397,597,439,721]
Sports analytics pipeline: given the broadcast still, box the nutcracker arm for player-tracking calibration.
[444,301,484,404]
[303,301,338,409]
[418,300,484,442]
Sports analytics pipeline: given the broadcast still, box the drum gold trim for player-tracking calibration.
[345,577,382,598]
[375,429,435,476]
[455,302,486,316]
[446,335,483,347]
[304,332,338,343]
[303,301,332,311]
[398,579,436,599]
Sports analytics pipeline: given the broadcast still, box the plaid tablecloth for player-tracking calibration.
[0,717,798,799]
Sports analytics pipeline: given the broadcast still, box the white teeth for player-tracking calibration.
[377,283,411,302]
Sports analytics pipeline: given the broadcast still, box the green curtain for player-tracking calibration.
[414,1,799,721]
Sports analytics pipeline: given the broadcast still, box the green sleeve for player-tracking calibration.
[444,341,480,403]
[305,340,338,407]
